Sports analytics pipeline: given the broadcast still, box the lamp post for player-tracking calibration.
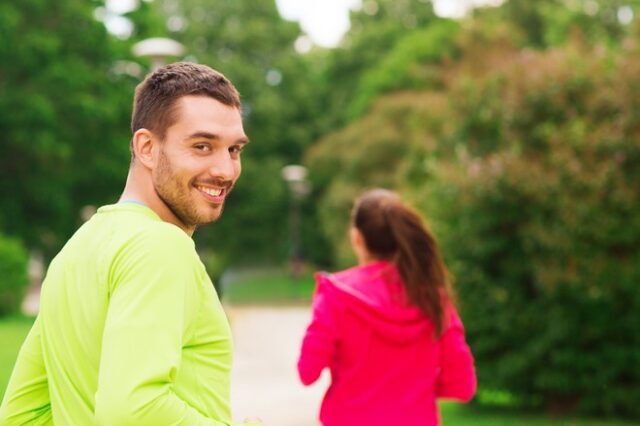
[281,165,310,279]
[132,37,186,70]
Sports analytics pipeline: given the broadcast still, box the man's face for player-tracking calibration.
[152,95,248,230]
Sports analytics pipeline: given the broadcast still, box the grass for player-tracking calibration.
[0,315,35,401]
[439,403,636,425]
[220,268,316,305]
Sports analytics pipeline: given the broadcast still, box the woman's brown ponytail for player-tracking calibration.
[352,189,452,337]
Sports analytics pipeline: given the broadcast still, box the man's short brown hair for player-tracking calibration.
[131,62,241,141]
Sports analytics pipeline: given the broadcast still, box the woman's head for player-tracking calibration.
[351,189,400,260]
[350,188,452,336]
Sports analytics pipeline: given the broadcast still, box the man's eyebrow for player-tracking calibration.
[186,131,220,140]
[186,131,250,145]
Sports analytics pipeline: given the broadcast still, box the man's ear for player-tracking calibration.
[131,129,156,169]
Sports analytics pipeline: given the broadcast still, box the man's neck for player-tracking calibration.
[120,167,195,236]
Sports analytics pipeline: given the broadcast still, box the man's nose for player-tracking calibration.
[208,150,236,181]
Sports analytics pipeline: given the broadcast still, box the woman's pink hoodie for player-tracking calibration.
[297,261,476,426]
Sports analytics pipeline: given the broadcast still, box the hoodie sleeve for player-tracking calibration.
[297,274,341,386]
[435,306,477,402]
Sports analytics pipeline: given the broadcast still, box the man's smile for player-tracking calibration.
[195,185,227,203]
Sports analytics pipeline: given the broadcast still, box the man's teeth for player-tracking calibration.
[197,186,222,196]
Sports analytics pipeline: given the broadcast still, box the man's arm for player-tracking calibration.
[0,316,53,425]
[94,229,228,426]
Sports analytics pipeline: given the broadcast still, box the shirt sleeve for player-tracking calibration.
[0,316,53,425]
[435,305,477,402]
[297,273,341,386]
[94,228,228,426]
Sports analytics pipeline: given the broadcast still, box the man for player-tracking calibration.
[0,62,259,425]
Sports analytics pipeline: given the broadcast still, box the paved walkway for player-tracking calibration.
[226,305,329,426]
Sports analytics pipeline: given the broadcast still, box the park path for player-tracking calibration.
[226,305,329,426]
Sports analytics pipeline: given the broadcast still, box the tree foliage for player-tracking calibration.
[0,0,133,256]
[347,19,459,118]
[312,0,439,131]
[0,0,325,271]
[0,234,29,317]
[307,1,640,418]
[421,39,640,416]
[496,0,637,47]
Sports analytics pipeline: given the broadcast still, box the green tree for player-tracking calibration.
[0,234,29,317]
[494,0,639,48]
[347,19,459,118]
[0,0,133,256]
[315,0,439,130]
[419,39,640,416]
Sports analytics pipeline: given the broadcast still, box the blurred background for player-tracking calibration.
[1,0,639,424]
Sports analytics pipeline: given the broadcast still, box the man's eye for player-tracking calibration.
[230,145,244,154]
[195,144,210,152]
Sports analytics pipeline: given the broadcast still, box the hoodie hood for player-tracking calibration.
[316,261,434,344]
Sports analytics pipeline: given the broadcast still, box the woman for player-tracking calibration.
[297,189,476,425]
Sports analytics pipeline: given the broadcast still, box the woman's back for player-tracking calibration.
[298,261,476,426]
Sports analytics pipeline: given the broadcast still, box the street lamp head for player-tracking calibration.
[132,37,186,70]
[132,37,185,58]
[282,165,311,200]
[281,165,308,183]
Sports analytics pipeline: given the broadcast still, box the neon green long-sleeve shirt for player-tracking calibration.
[0,203,245,426]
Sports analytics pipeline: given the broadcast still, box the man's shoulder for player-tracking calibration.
[122,221,195,258]
[95,204,194,251]
[107,223,201,284]
[86,204,200,271]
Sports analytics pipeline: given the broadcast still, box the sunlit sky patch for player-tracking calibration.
[102,0,506,47]
[276,0,506,48]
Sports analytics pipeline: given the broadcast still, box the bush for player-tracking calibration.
[419,41,640,418]
[310,25,640,419]
[0,234,29,317]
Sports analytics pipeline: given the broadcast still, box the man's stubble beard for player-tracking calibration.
[154,149,230,229]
